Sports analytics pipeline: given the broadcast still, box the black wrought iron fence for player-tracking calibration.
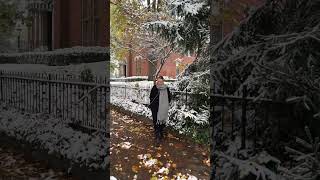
[110,84,209,108]
[0,71,109,133]
[209,83,294,179]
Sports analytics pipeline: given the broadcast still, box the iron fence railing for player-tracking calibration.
[110,84,209,108]
[209,83,293,179]
[0,71,109,133]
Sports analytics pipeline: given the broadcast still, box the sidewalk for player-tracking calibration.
[110,109,210,180]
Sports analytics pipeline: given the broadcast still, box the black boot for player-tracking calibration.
[160,131,164,140]
[160,125,165,140]
[155,135,160,147]
[154,128,160,147]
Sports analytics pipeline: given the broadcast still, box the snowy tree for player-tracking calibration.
[0,0,20,52]
[111,0,177,80]
[210,0,320,127]
[146,0,209,55]
[209,0,320,179]
[215,126,320,180]
[281,126,320,180]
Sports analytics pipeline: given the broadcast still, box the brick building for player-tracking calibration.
[119,51,194,78]
[53,0,109,49]
[120,0,264,78]
[26,0,53,51]
[26,0,109,51]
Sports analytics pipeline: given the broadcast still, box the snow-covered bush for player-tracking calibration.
[280,126,320,180]
[168,101,209,143]
[165,69,210,143]
[216,151,282,180]
[214,126,320,180]
[211,0,320,134]
[110,76,177,82]
[80,67,95,82]
[111,92,210,143]
[0,46,109,65]
[0,104,109,170]
[110,76,149,82]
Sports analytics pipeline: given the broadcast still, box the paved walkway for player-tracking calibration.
[110,109,211,180]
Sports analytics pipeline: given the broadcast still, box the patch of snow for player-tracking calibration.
[119,142,132,149]
[0,46,108,57]
[145,158,158,167]
[0,104,108,170]
[0,61,108,76]
[157,167,170,175]
[110,176,117,180]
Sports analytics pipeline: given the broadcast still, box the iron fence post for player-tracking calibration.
[0,71,3,101]
[210,87,216,180]
[48,74,51,114]
[231,100,235,140]
[241,85,248,149]
[185,88,187,108]
[125,84,127,99]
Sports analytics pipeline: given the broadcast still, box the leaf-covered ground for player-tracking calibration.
[110,109,210,180]
[0,145,72,180]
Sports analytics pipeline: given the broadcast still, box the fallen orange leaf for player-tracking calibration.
[132,165,139,173]
[172,163,177,169]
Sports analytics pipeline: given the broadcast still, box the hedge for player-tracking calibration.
[0,46,109,66]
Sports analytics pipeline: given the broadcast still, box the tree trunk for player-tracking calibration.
[152,0,157,12]
[157,0,161,12]
[147,0,151,11]
[148,60,156,81]
[128,44,133,77]
[210,0,223,46]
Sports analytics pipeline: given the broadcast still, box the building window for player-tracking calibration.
[136,61,142,76]
[94,0,98,16]
[81,0,100,46]
[94,18,99,44]
[135,56,143,76]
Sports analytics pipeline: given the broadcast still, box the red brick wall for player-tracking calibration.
[127,49,195,78]
[127,48,149,77]
[158,54,195,78]
[53,0,109,49]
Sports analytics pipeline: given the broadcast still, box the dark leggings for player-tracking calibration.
[151,109,165,138]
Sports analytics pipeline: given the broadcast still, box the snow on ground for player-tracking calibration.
[111,96,152,118]
[111,76,177,81]
[111,94,209,135]
[111,81,154,89]
[110,78,209,135]
[111,81,175,88]
[111,81,176,104]
[0,104,108,170]
[110,110,210,179]
[0,61,108,76]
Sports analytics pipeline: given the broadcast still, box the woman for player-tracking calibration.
[149,76,172,146]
